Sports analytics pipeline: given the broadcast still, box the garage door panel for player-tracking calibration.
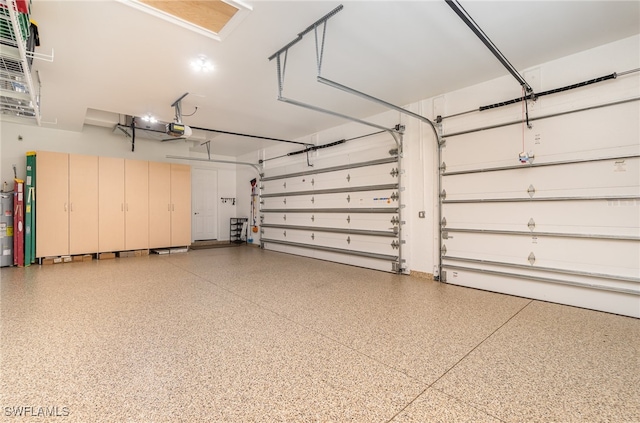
[443,228,639,277]
[346,189,399,209]
[262,177,309,195]
[314,213,351,229]
[313,232,397,256]
[261,144,403,274]
[262,212,289,226]
[349,213,398,232]
[441,267,639,318]
[443,201,640,237]
[442,102,639,173]
[444,158,640,201]
[262,196,289,210]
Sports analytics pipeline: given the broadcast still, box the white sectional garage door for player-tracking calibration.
[260,132,405,273]
[440,100,640,317]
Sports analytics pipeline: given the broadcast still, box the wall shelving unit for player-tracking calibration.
[0,0,52,125]
[230,217,247,244]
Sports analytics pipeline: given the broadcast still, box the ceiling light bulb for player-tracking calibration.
[191,56,213,72]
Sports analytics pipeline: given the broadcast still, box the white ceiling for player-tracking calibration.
[27,0,640,157]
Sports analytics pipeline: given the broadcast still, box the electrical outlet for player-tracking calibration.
[418,211,425,218]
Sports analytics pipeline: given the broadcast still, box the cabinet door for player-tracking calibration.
[148,162,171,248]
[170,164,191,247]
[98,157,125,252]
[69,154,99,255]
[35,151,69,257]
[125,160,149,250]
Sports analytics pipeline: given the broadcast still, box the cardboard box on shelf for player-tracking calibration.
[82,254,93,262]
[99,252,115,260]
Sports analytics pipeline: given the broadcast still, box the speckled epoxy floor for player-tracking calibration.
[1,247,639,422]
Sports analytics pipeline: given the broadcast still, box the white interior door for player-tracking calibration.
[192,168,218,241]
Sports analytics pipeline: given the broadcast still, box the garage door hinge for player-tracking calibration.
[528,252,536,265]
[440,162,446,173]
[528,218,536,231]
[283,198,287,204]
[391,216,399,225]
[283,230,287,237]
[347,215,351,223]
[283,214,286,221]
[391,192,399,201]
[259,185,264,190]
[441,244,447,256]
[346,236,351,244]
[527,184,536,198]
[441,217,447,227]
[260,215,264,223]
[440,189,447,199]
[311,215,315,222]
[311,196,315,204]
[260,200,264,205]
[389,148,399,156]
[260,228,264,235]
[346,195,351,203]
[283,182,287,189]
[391,240,400,249]
[442,231,451,239]
[390,168,399,177]
[311,233,315,240]
[311,178,315,186]
[346,174,350,182]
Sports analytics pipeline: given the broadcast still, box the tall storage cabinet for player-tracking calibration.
[148,162,171,249]
[170,164,191,247]
[148,163,191,248]
[124,160,149,250]
[69,155,99,255]
[98,157,125,252]
[35,152,191,258]
[36,151,69,258]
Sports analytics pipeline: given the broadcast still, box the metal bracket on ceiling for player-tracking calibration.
[171,92,189,123]
[201,140,211,160]
[270,5,403,147]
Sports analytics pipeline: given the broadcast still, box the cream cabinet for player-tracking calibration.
[36,152,190,258]
[36,151,70,257]
[148,163,191,248]
[36,152,99,257]
[69,155,99,255]
[170,164,191,247]
[148,162,172,248]
[124,159,149,250]
[98,157,125,252]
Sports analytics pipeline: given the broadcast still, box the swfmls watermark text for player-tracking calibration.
[3,406,70,418]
